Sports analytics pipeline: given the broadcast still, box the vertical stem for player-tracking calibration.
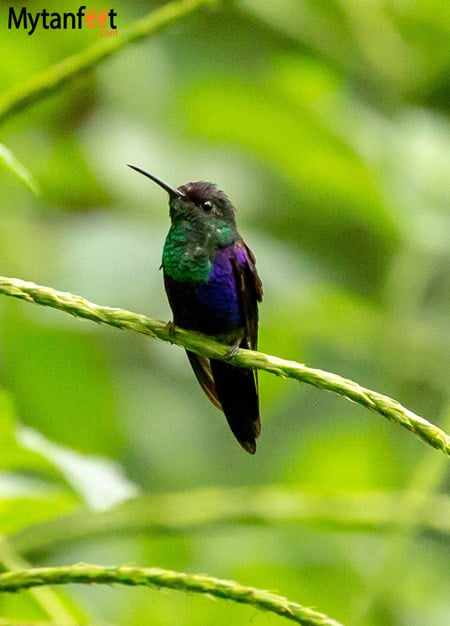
[352,246,450,623]
[0,536,80,625]
[353,406,450,624]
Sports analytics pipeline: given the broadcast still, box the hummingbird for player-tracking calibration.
[128,165,263,453]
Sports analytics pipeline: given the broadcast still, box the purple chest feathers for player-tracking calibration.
[195,246,245,330]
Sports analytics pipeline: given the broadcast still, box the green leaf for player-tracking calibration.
[0,144,39,195]
[19,428,139,511]
[0,389,56,476]
[0,389,79,534]
[0,491,76,535]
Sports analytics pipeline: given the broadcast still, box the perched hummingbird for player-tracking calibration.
[128,165,263,453]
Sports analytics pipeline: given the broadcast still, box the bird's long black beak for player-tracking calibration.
[127,164,185,199]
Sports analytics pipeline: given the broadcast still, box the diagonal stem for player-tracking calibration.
[0,0,219,125]
[0,275,449,457]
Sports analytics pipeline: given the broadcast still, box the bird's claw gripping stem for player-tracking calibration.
[225,341,240,360]
[165,320,176,342]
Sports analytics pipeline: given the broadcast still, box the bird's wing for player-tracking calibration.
[186,350,222,410]
[185,241,263,454]
[232,239,263,351]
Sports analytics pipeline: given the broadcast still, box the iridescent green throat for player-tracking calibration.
[163,220,235,282]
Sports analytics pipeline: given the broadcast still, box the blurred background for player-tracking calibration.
[0,0,449,624]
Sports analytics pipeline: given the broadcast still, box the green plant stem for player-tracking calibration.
[0,275,449,457]
[9,488,450,557]
[0,563,343,626]
[0,0,218,125]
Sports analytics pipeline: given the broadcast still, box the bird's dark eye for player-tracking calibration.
[202,200,213,211]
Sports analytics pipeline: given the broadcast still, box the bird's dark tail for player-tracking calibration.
[210,359,260,454]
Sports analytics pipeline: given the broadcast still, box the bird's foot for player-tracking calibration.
[165,320,176,343]
[225,340,240,360]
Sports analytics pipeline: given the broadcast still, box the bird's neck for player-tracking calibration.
[163,219,236,282]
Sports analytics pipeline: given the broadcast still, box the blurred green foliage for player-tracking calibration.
[0,0,449,624]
